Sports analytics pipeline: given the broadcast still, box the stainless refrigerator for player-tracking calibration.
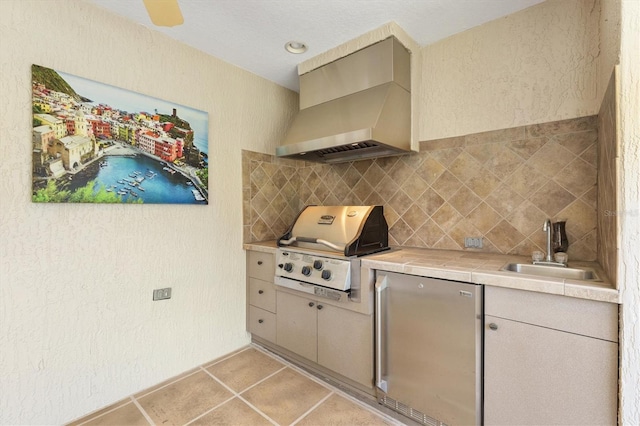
[375,271,483,425]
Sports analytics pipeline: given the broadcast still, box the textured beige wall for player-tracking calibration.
[0,0,297,423]
[420,0,600,141]
[598,0,621,106]
[617,0,640,423]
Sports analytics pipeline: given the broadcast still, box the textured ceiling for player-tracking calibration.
[87,0,545,91]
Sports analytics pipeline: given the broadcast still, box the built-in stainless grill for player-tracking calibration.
[275,205,389,302]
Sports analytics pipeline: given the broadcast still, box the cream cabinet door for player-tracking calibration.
[317,303,373,388]
[276,291,318,361]
[484,315,618,426]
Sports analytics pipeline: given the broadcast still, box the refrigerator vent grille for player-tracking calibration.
[379,396,447,426]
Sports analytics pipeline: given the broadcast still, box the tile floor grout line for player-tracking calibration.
[251,343,404,425]
[134,368,202,401]
[201,363,288,396]
[250,343,344,392]
[181,394,237,426]
[130,395,156,426]
[200,345,252,369]
[235,394,280,426]
[70,399,133,426]
[289,391,335,426]
[197,365,280,426]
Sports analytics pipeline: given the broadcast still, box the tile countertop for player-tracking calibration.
[243,242,619,304]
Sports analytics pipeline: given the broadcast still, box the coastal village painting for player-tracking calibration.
[31,64,209,204]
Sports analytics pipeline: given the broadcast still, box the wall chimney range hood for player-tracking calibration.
[277,37,412,164]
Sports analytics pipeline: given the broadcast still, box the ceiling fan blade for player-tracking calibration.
[142,0,184,27]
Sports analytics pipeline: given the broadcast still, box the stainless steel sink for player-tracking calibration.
[502,263,601,281]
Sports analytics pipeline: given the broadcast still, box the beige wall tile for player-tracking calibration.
[432,202,464,231]
[555,129,598,155]
[415,155,446,184]
[527,140,577,177]
[242,114,600,260]
[468,203,503,235]
[485,220,526,253]
[525,116,597,138]
[466,168,502,199]
[508,137,547,160]
[431,170,463,198]
[554,157,597,197]
[449,186,482,217]
[597,71,618,284]
[508,164,549,198]
[529,181,576,218]
[465,126,525,145]
[417,219,446,246]
[401,172,429,199]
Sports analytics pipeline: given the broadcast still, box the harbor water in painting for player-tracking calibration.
[31,64,209,204]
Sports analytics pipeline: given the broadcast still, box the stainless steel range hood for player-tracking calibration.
[277,37,412,164]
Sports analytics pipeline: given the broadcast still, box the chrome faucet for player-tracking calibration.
[533,219,566,267]
[543,219,553,262]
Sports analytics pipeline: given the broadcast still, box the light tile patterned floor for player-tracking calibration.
[68,345,404,426]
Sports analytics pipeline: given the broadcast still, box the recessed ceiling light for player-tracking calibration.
[285,41,308,54]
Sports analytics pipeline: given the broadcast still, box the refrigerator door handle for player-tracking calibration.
[375,274,388,393]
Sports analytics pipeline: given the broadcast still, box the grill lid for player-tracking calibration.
[278,205,389,256]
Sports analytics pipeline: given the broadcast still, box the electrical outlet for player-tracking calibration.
[464,237,483,249]
[153,287,172,301]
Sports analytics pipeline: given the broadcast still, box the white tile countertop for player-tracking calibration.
[243,242,619,304]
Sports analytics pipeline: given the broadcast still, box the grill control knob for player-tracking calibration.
[301,266,312,276]
[283,263,293,273]
[313,260,323,270]
[321,270,332,281]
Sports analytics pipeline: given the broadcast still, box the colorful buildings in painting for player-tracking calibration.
[138,130,183,163]
[34,113,65,139]
[32,72,198,179]
[53,135,96,170]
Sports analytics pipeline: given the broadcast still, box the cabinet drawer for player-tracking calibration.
[485,286,618,341]
[248,251,275,281]
[249,278,276,313]
[248,306,276,343]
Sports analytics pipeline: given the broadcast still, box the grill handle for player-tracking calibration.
[278,236,343,252]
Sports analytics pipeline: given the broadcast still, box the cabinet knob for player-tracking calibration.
[257,260,263,265]
[308,302,315,307]
[489,323,498,331]
[317,304,323,310]
[258,290,264,294]
[258,319,264,324]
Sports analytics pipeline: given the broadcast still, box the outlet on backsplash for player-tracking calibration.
[464,237,483,249]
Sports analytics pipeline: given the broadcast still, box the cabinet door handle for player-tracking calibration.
[308,302,315,307]
[258,290,264,294]
[258,319,264,324]
[317,304,323,310]
[257,260,263,265]
[489,323,498,331]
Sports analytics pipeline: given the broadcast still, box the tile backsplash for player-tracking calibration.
[597,70,618,284]
[243,116,598,261]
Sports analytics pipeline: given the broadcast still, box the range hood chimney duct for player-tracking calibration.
[277,37,412,164]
